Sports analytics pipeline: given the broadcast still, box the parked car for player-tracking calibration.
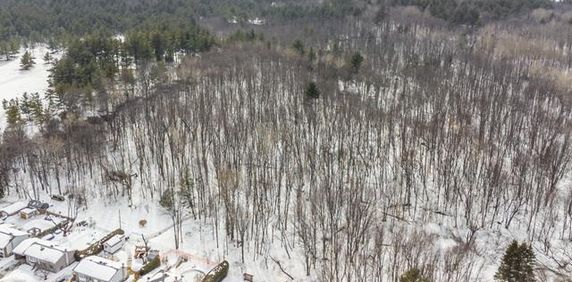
[42,234,55,241]
[76,220,88,227]
[51,194,65,201]
[54,229,62,235]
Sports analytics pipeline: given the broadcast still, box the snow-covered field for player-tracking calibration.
[0,46,56,130]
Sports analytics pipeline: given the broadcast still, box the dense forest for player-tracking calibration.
[0,0,564,41]
[1,0,572,281]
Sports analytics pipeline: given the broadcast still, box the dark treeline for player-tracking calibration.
[0,0,357,42]
[392,0,554,24]
[0,0,199,40]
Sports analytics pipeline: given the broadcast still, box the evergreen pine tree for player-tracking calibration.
[9,40,19,58]
[350,52,364,74]
[159,189,175,210]
[20,50,35,70]
[305,82,320,99]
[292,39,305,56]
[43,52,52,63]
[400,268,430,282]
[308,47,316,64]
[2,99,22,128]
[495,241,536,282]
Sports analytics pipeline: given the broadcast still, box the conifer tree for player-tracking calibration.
[43,52,52,63]
[2,99,22,128]
[292,39,305,56]
[400,268,430,282]
[495,241,536,282]
[350,52,364,74]
[305,81,320,99]
[20,50,35,70]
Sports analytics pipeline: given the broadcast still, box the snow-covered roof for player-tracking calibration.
[104,234,124,248]
[0,233,12,248]
[13,238,68,264]
[20,208,35,214]
[0,225,28,248]
[0,225,28,237]
[0,202,29,215]
[74,256,124,281]
[13,238,40,255]
[25,243,64,264]
[22,219,56,232]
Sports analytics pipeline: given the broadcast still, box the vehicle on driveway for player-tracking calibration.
[51,195,65,201]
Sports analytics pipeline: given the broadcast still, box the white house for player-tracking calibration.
[0,225,29,257]
[74,256,127,282]
[13,238,75,272]
[103,234,126,254]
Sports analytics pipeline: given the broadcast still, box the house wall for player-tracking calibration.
[111,270,123,282]
[104,243,123,254]
[77,274,95,282]
[5,243,12,256]
[76,269,124,282]
[11,236,28,254]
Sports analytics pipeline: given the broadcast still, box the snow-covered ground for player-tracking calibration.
[0,196,259,282]
[0,46,57,130]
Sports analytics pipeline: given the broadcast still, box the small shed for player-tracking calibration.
[20,208,38,220]
[103,234,126,254]
[38,203,50,214]
[243,273,254,282]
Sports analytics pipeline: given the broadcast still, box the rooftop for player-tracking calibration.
[0,225,28,248]
[104,234,124,248]
[74,256,124,281]
[13,238,69,264]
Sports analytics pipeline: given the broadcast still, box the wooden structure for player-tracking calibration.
[243,273,254,282]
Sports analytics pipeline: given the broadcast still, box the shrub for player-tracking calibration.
[139,255,161,276]
[159,189,174,210]
[139,219,147,227]
[400,267,430,282]
[202,260,229,282]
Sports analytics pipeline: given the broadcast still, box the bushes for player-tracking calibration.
[139,255,161,276]
[305,82,320,99]
[202,260,229,282]
[400,268,430,282]
[74,243,103,261]
[495,241,536,282]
